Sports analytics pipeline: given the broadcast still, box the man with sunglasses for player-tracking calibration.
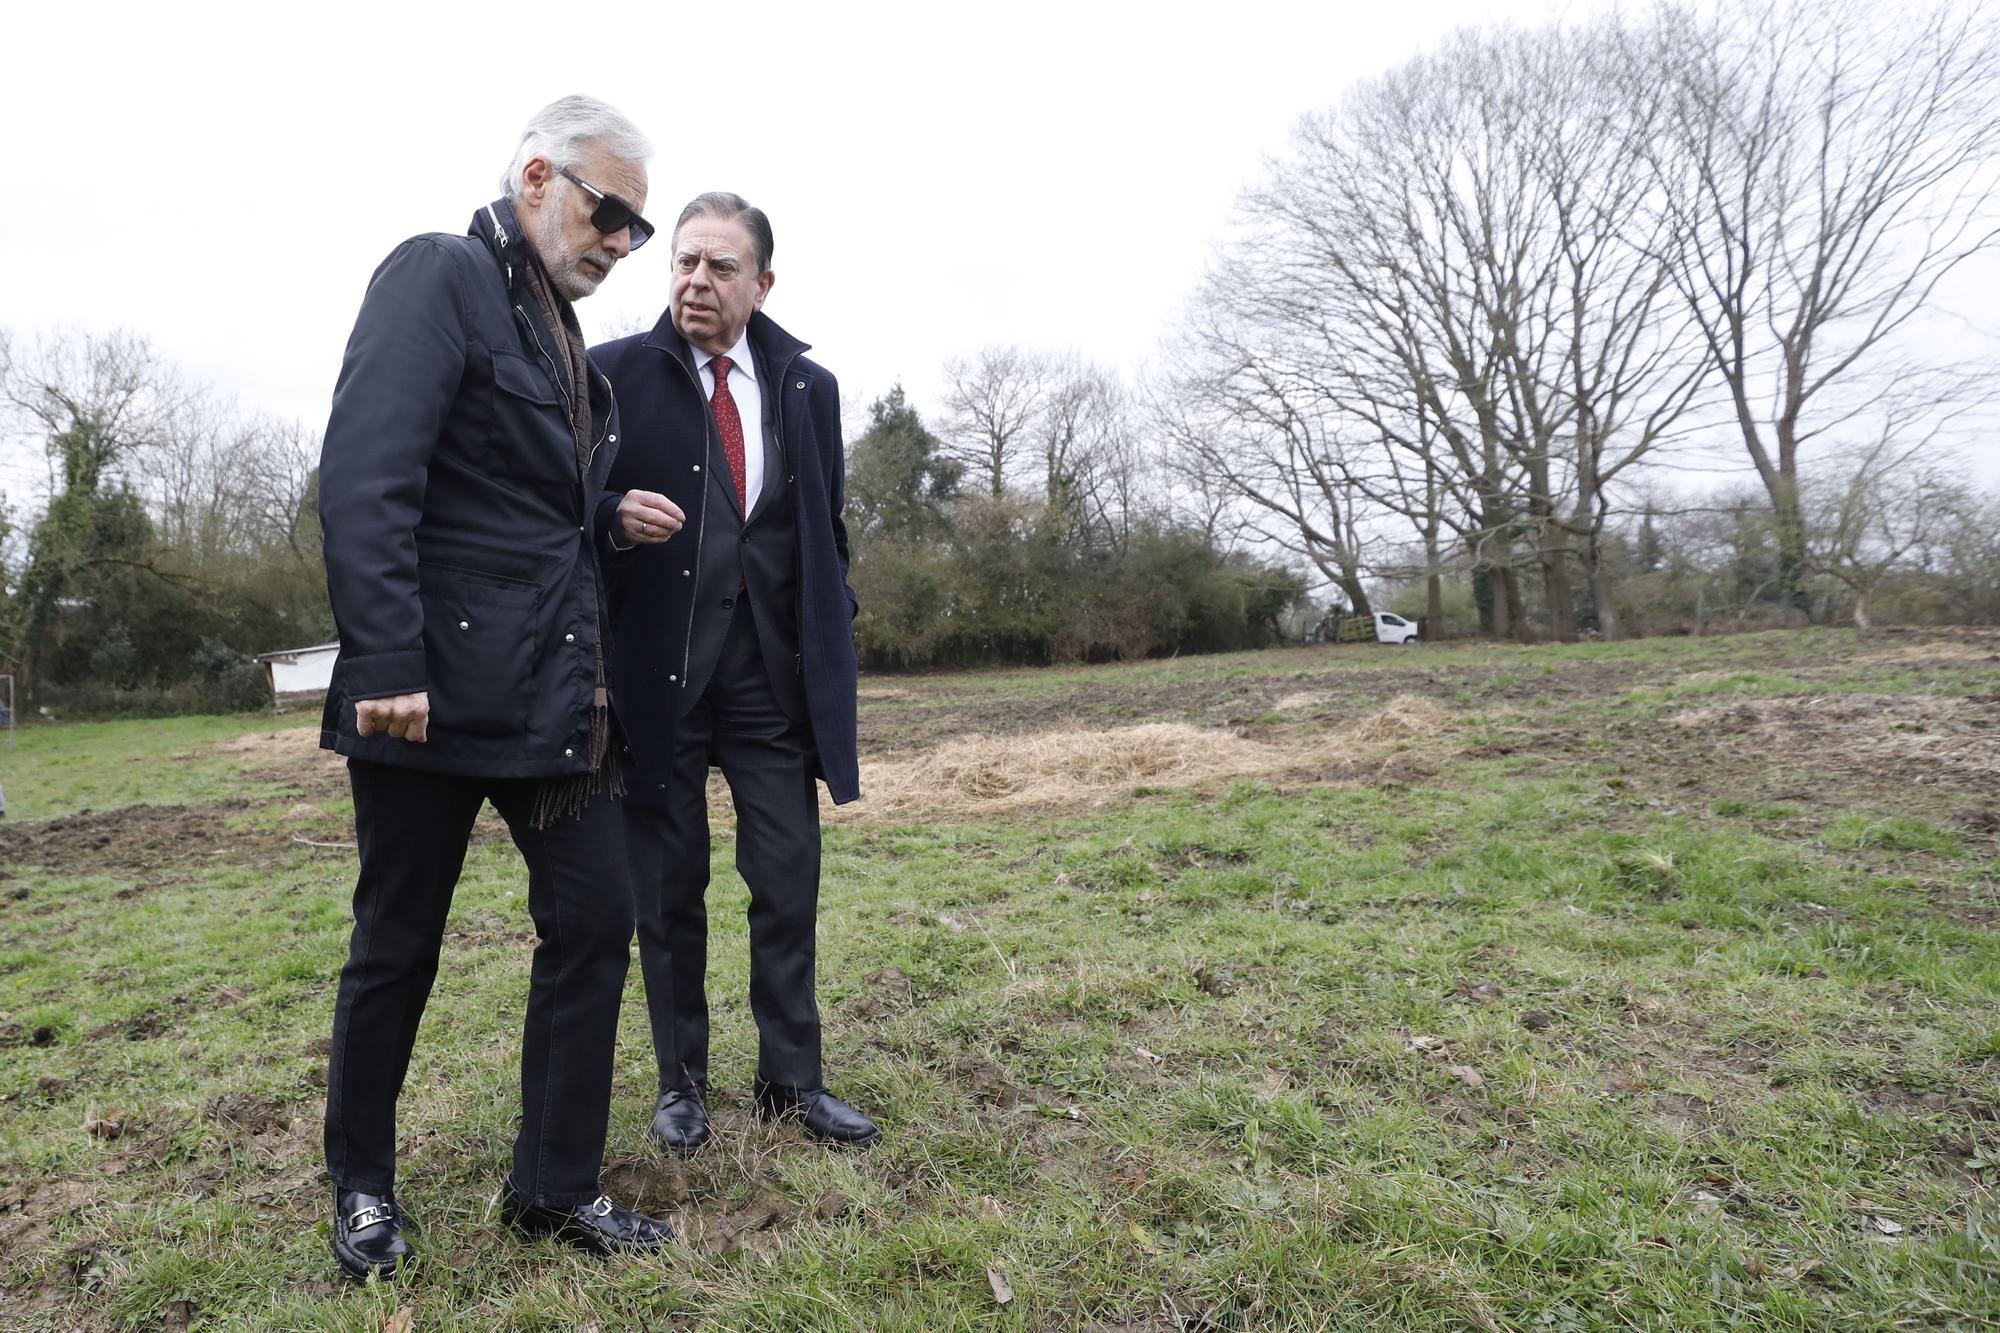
[316,95,683,1282]
[595,193,873,1157]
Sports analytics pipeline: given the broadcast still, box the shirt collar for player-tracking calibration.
[692,329,756,382]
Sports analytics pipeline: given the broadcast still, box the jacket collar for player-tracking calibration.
[641,308,810,378]
[469,197,528,293]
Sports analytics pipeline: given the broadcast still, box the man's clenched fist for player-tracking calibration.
[355,691,430,743]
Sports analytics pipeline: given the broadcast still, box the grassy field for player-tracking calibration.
[1,628,1996,1331]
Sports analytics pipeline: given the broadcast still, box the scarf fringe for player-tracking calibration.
[531,703,625,828]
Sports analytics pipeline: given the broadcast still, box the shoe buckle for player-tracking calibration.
[349,1203,395,1231]
[589,1195,614,1218]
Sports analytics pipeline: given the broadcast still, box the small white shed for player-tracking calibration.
[256,642,339,709]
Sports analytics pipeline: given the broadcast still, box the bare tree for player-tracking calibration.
[1649,0,2000,616]
[1159,326,1377,615]
[1807,436,1973,629]
[0,329,187,500]
[940,346,1052,498]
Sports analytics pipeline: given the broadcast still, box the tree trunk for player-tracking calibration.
[1589,539,1620,641]
[1541,530,1578,641]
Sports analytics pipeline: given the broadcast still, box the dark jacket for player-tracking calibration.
[318,198,624,778]
[593,310,860,804]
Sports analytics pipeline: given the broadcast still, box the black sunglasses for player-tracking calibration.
[556,165,655,251]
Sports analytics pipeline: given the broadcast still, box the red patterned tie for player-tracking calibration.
[709,354,747,513]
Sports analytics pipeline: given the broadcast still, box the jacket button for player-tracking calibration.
[458,620,469,630]
[608,434,617,443]
[795,381,805,389]
[578,525,585,533]
[741,533,750,544]
[682,569,691,577]
[563,747,574,757]
[787,474,795,483]
[564,632,575,643]
[721,597,734,609]
[669,674,678,682]
[693,464,701,473]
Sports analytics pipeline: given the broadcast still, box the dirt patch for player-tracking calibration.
[207,1092,299,1139]
[846,965,915,1020]
[1666,694,2000,799]
[602,1156,693,1216]
[0,801,261,876]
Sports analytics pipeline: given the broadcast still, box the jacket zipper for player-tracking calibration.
[514,304,611,478]
[668,354,710,687]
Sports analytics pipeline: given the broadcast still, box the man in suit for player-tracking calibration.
[317,96,685,1280]
[595,192,873,1153]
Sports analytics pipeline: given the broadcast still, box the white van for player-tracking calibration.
[1372,611,1419,645]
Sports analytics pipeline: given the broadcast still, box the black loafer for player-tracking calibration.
[331,1188,413,1282]
[648,1087,712,1154]
[499,1181,671,1256]
[754,1081,881,1147]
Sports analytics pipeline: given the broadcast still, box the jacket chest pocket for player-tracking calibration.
[419,564,544,735]
[488,349,575,477]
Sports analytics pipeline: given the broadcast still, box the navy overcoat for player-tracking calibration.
[592,310,860,804]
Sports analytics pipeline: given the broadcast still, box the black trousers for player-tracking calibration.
[324,758,634,1207]
[628,601,823,1094]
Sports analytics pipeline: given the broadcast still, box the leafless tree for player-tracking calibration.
[0,329,188,500]
[1806,435,1974,629]
[1647,0,2000,616]
[941,346,1052,498]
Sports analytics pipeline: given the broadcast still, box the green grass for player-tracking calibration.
[2,629,1997,1330]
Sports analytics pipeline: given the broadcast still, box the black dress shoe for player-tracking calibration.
[754,1080,882,1147]
[331,1188,413,1282]
[648,1087,712,1154]
[499,1180,671,1256]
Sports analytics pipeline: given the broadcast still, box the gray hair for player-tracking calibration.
[499,95,653,199]
[675,192,775,274]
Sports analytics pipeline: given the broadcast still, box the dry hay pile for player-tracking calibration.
[833,693,1456,823]
[1350,694,1454,743]
[1853,637,2000,668]
[1667,693,2000,793]
[212,726,323,758]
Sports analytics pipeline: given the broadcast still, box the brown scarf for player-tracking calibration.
[521,251,624,826]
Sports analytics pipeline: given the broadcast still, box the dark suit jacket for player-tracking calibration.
[593,310,860,804]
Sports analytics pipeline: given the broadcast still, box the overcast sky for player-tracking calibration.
[3,0,1994,494]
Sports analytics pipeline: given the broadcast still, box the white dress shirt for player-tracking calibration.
[692,331,764,516]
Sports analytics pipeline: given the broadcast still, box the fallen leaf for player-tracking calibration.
[987,1268,1015,1305]
[937,913,968,934]
[1445,1064,1485,1089]
[1405,1035,1446,1055]
[1867,1215,1904,1236]
[85,1114,126,1141]
[1689,1189,1725,1213]
[383,1308,414,1333]
[1133,1044,1163,1065]
[1744,1253,1767,1278]
[1129,1221,1160,1253]
[1520,1009,1552,1032]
